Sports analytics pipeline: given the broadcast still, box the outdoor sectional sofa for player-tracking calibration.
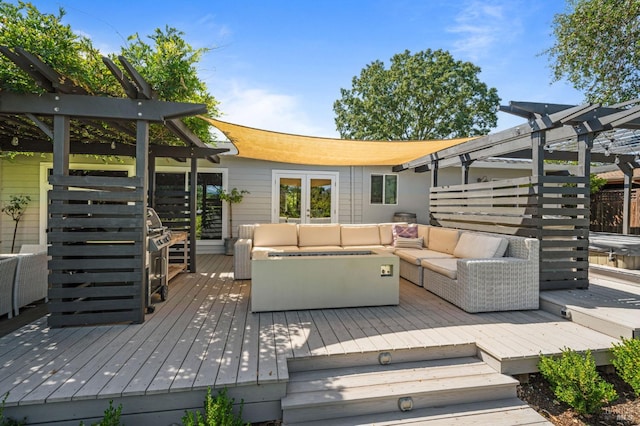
[234,223,539,313]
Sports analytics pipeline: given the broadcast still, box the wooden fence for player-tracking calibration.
[430,175,590,290]
[590,189,640,234]
[47,175,145,327]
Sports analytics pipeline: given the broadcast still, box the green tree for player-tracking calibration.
[546,0,640,104]
[333,49,500,140]
[0,1,219,145]
[119,26,219,144]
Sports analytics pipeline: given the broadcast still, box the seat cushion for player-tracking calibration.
[253,223,298,247]
[298,224,342,247]
[453,232,509,259]
[298,245,344,252]
[395,248,454,265]
[341,225,381,246]
[421,258,458,280]
[427,227,460,255]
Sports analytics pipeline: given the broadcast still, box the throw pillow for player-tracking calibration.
[393,224,418,240]
[395,236,424,249]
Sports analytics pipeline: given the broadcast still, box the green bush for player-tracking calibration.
[182,388,249,426]
[538,348,617,415]
[611,337,640,396]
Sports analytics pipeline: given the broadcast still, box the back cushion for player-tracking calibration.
[298,224,341,247]
[378,223,396,245]
[341,225,381,246]
[427,227,460,255]
[453,232,509,259]
[417,225,430,247]
[253,223,298,247]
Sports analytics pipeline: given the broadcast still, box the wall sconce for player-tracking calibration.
[11,136,19,146]
[603,146,610,157]
[111,141,116,150]
[614,155,620,165]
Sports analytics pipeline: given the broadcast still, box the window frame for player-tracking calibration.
[370,173,399,205]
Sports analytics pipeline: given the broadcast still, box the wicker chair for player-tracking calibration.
[0,246,49,317]
[0,257,18,318]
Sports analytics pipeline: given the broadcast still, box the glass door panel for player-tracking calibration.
[309,178,332,223]
[278,177,302,223]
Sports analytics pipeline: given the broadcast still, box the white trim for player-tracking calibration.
[271,170,339,224]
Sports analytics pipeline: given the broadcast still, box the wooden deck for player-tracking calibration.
[0,255,624,425]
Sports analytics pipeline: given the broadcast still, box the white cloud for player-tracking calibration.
[447,1,522,62]
[216,81,335,137]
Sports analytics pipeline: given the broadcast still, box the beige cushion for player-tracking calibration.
[253,223,298,247]
[395,248,454,265]
[378,223,397,245]
[341,225,381,246]
[298,224,341,247]
[427,227,460,255]
[417,225,430,247]
[453,232,509,259]
[421,258,458,280]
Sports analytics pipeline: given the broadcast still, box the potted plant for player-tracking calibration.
[218,187,249,255]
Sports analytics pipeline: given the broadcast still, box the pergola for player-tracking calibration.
[395,101,640,290]
[0,47,227,327]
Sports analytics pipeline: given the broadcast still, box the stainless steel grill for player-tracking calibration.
[146,208,171,312]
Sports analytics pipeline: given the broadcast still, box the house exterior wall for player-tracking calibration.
[1,155,41,253]
[0,153,533,254]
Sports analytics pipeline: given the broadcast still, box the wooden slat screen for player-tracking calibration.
[154,188,192,271]
[48,175,145,327]
[430,175,590,291]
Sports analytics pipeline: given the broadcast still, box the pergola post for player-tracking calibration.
[620,163,634,235]
[135,120,149,323]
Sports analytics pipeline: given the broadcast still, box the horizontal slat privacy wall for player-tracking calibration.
[154,185,193,272]
[48,175,145,327]
[430,174,590,290]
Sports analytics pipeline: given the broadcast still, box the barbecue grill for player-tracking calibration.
[146,208,171,312]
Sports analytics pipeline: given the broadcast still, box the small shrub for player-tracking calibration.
[78,400,123,426]
[538,348,618,415]
[611,337,640,396]
[182,388,249,426]
[0,393,26,426]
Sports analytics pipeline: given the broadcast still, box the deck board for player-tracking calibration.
[0,254,628,420]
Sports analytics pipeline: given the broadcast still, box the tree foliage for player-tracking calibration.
[545,0,640,104]
[0,1,218,144]
[333,49,500,140]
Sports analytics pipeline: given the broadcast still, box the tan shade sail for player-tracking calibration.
[199,116,476,166]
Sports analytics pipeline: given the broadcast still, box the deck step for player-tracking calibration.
[540,278,640,339]
[286,398,551,425]
[281,356,522,424]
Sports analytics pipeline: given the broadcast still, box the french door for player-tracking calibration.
[273,171,338,224]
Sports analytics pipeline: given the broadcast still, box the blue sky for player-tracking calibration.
[23,0,582,137]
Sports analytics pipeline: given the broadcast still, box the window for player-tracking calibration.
[370,174,398,205]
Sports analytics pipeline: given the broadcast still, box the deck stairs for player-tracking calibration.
[281,347,551,425]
